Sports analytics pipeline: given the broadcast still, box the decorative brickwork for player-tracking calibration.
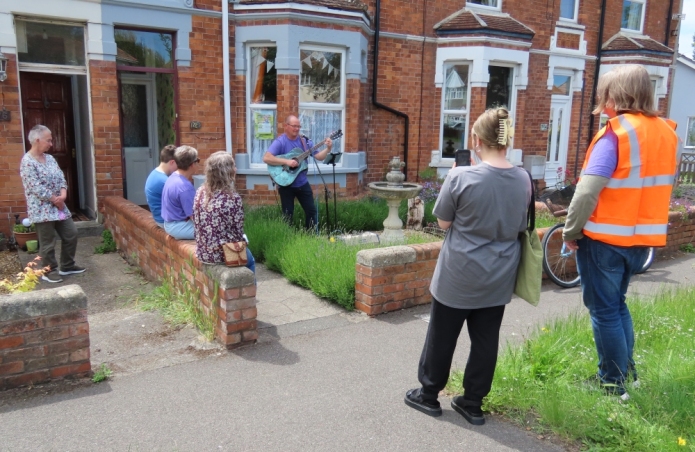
[102,197,257,348]
[0,285,91,390]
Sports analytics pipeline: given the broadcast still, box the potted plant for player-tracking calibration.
[13,222,38,250]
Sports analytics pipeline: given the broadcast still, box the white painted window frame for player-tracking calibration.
[439,63,472,161]
[621,0,646,34]
[559,0,580,22]
[465,0,502,12]
[685,117,695,148]
[246,43,278,169]
[298,44,346,158]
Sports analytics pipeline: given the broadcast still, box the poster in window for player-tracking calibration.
[254,111,274,140]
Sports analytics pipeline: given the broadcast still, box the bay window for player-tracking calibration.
[247,46,277,166]
[298,47,345,156]
[440,65,470,159]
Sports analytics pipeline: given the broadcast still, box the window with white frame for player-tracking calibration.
[622,0,645,32]
[560,0,578,21]
[467,0,500,8]
[248,45,277,166]
[298,47,345,156]
[441,65,470,159]
[686,117,695,148]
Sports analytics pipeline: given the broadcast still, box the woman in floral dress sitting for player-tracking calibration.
[193,151,255,273]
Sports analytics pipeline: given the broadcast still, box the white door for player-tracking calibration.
[545,95,572,186]
[120,73,158,206]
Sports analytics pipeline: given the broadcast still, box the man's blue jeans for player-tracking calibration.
[576,237,648,391]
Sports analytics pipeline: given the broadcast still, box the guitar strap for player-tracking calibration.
[299,135,310,174]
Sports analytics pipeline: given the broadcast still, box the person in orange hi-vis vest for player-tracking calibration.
[562,65,678,399]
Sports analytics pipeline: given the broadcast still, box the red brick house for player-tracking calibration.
[0,0,681,235]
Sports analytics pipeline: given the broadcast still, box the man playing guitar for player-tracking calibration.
[263,115,333,230]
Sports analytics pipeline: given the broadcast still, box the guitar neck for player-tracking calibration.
[295,140,326,162]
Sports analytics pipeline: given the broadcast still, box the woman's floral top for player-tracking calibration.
[19,153,71,223]
[193,187,245,264]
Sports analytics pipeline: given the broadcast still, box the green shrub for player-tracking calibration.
[94,229,117,254]
[13,223,35,233]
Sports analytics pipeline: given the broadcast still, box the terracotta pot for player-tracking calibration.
[14,231,38,250]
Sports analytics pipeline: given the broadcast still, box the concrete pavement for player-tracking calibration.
[1,247,693,451]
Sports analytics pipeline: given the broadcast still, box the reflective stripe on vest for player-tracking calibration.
[605,116,675,189]
[584,221,668,236]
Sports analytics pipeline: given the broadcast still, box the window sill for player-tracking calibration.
[555,20,584,30]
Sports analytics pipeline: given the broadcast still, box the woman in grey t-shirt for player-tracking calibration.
[405,108,531,425]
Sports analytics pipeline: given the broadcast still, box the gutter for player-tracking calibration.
[372,0,409,180]
[223,0,233,152]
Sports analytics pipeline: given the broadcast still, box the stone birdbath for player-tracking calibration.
[367,156,423,244]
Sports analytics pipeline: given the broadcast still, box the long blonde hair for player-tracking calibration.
[471,107,513,150]
[592,65,658,117]
[202,151,236,207]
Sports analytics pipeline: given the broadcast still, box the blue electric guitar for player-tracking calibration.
[267,130,343,187]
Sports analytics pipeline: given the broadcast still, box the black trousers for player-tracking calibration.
[418,298,506,408]
[278,181,317,231]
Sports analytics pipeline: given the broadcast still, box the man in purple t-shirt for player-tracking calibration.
[263,115,332,230]
[161,145,200,240]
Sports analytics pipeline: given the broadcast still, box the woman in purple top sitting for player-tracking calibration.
[193,152,255,273]
[161,146,200,240]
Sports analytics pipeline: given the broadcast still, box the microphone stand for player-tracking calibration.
[311,153,332,235]
[324,151,342,235]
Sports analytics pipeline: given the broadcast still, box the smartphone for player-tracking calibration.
[454,149,471,167]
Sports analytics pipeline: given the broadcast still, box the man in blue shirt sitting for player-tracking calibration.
[145,145,177,227]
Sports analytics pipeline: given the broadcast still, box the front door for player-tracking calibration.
[120,73,158,206]
[21,72,79,212]
[545,95,572,186]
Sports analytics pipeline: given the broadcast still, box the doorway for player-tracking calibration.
[120,73,158,206]
[20,72,79,212]
[545,74,573,186]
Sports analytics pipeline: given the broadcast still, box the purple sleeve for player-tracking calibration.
[267,136,285,156]
[180,184,196,218]
[584,128,618,178]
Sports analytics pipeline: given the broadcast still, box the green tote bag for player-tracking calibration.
[514,171,543,306]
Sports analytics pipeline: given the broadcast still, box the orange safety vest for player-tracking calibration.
[581,113,678,247]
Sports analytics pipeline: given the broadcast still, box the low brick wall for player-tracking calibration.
[102,197,257,349]
[664,210,695,255]
[355,211,695,316]
[0,285,91,390]
[355,243,440,315]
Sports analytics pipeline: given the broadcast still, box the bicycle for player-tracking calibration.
[539,187,654,288]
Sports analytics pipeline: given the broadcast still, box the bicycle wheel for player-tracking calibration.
[542,223,581,288]
[635,247,655,274]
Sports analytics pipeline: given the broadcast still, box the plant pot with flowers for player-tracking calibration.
[13,223,38,250]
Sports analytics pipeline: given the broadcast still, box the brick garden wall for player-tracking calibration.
[0,285,91,390]
[102,197,257,348]
[355,213,695,316]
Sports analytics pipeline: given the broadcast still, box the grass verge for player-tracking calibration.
[136,262,217,341]
[447,286,695,451]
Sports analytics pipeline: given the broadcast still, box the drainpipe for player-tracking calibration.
[223,0,233,153]
[586,0,607,146]
[372,0,409,180]
[664,0,675,46]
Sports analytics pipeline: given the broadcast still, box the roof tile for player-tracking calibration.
[435,9,534,38]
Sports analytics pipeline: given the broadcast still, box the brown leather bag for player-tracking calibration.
[222,241,248,267]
